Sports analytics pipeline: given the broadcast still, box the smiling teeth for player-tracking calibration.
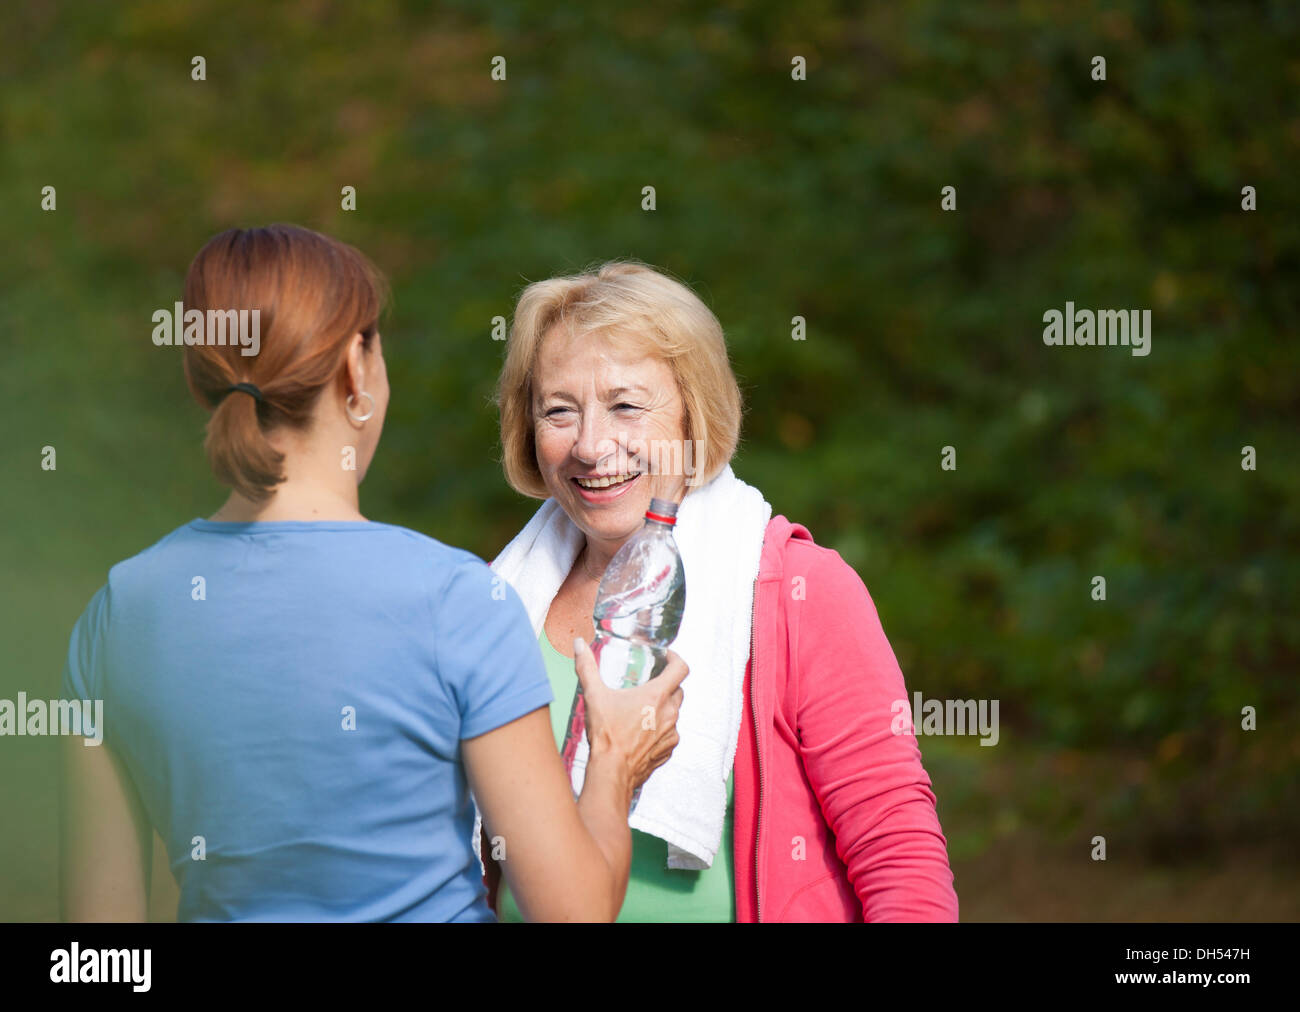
[575,473,637,489]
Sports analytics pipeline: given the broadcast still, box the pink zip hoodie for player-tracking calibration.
[483,514,959,921]
[732,515,959,921]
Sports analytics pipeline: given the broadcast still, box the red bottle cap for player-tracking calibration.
[645,497,678,526]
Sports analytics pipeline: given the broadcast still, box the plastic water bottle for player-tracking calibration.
[591,497,686,689]
[560,497,686,809]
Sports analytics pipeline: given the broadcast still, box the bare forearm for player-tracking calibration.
[60,739,152,922]
[574,752,634,921]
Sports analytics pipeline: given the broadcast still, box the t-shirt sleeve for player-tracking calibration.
[62,583,110,713]
[434,559,553,741]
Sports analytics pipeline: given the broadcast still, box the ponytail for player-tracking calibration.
[203,388,286,503]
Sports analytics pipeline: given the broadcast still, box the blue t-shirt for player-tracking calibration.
[61,519,552,922]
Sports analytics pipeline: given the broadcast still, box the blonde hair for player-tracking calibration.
[497,261,742,499]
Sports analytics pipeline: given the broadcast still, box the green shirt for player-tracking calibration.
[496,630,736,922]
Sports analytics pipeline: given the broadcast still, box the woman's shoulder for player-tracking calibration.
[759,514,889,644]
[763,514,872,593]
[99,520,211,584]
[100,519,490,591]
[365,524,511,600]
[333,523,505,599]
[364,522,483,564]
[760,519,900,700]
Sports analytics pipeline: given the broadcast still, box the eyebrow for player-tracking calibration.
[535,385,651,403]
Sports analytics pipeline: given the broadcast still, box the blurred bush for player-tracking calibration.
[1,0,1296,911]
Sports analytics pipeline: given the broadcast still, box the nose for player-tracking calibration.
[573,406,619,469]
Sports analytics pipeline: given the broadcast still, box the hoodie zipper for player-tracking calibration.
[749,577,765,922]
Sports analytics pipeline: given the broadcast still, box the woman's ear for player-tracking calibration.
[343,332,367,399]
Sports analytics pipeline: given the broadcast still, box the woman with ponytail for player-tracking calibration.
[59,224,687,922]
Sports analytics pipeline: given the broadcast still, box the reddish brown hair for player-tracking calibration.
[183,224,388,502]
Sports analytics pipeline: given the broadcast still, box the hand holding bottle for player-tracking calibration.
[572,638,688,803]
[561,498,687,810]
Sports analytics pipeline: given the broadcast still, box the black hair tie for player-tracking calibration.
[226,382,264,403]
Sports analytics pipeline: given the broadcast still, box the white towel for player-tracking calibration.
[476,464,771,871]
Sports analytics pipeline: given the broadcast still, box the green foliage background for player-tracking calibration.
[1,1,1296,919]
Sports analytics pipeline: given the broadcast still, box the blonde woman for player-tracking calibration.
[481,261,959,922]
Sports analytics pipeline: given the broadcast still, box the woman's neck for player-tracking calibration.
[579,538,626,580]
[210,479,365,523]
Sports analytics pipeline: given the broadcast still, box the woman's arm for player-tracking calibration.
[790,547,960,922]
[464,642,685,921]
[148,830,181,921]
[60,737,153,921]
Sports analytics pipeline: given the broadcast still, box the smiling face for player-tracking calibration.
[532,324,688,557]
